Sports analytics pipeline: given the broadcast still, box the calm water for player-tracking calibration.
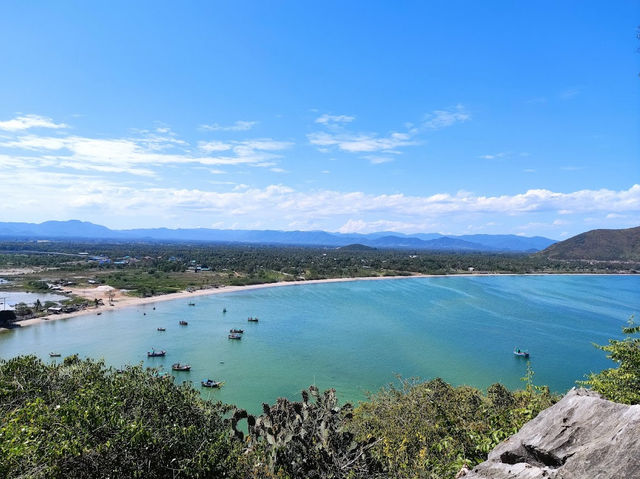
[0,291,68,309]
[0,275,638,413]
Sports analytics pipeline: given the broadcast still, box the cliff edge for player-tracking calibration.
[462,388,640,478]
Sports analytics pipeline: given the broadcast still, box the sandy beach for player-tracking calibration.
[2,272,633,333]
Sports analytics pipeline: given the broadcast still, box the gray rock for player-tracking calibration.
[464,388,640,479]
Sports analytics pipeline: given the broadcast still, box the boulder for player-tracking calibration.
[464,388,640,478]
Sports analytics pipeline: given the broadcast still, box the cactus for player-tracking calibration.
[231,386,382,478]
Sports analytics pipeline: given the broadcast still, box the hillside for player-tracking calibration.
[540,226,640,261]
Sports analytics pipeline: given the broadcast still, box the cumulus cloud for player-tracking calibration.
[2,157,638,232]
[0,114,68,131]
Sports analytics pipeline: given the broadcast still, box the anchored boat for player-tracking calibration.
[201,379,224,388]
[172,363,191,371]
[147,349,166,357]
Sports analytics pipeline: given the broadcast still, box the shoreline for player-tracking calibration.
[1,272,636,332]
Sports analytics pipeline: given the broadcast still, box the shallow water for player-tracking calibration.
[0,290,68,309]
[0,275,638,413]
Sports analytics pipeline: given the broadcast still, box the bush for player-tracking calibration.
[0,355,242,478]
[580,317,640,404]
[349,377,556,478]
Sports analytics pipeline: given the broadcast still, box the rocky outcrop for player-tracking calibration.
[463,388,640,479]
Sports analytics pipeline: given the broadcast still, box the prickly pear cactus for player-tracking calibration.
[231,386,382,478]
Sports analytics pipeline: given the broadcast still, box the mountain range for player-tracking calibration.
[0,220,557,252]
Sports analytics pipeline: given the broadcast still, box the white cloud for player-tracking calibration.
[199,141,233,152]
[308,105,469,157]
[308,131,415,153]
[199,120,257,131]
[315,114,355,125]
[3,161,637,232]
[0,123,292,176]
[423,105,470,129]
[365,156,394,164]
[0,114,68,131]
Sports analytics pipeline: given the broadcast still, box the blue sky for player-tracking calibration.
[0,1,638,238]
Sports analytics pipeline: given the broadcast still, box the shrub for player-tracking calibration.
[0,355,241,478]
[580,317,640,404]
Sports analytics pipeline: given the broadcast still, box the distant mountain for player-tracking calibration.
[0,220,557,253]
[454,234,556,252]
[539,226,640,261]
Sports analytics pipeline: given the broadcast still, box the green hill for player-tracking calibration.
[539,226,640,261]
[337,243,376,251]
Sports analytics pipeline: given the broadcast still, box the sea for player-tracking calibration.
[0,275,638,413]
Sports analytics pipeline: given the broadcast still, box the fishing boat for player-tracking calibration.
[201,379,224,388]
[513,348,530,358]
[147,349,166,357]
[172,363,191,371]
[179,320,188,326]
[230,328,244,334]
[228,333,242,340]
[247,316,259,322]
[157,327,166,331]
[49,352,61,357]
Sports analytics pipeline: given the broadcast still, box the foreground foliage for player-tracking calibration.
[349,375,557,479]
[0,356,560,478]
[0,355,240,478]
[580,317,640,404]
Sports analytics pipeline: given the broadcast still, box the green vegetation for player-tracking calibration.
[0,355,240,478]
[349,374,556,479]
[1,239,635,301]
[580,317,640,405]
[539,225,640,261]
[0,355,562,479]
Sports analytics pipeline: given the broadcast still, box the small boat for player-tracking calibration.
[147,349,166,357]
[247,317,259,322]
[172,363,191,371]
[49,352,61,357]
[228,333,242,340]
[179,320,188,326]
[188,302,195,306]
[157,327,166,331]
[97,312,102,315]
[222,308,227,313]
[201,379,224,388]
[513,348,530,358]
[230,328,244,334]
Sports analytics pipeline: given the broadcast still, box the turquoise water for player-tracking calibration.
[0,275,638,413]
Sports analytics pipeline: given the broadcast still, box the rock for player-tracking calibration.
[465,388,640,479]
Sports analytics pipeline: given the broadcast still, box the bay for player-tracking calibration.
[0,275,638,413]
